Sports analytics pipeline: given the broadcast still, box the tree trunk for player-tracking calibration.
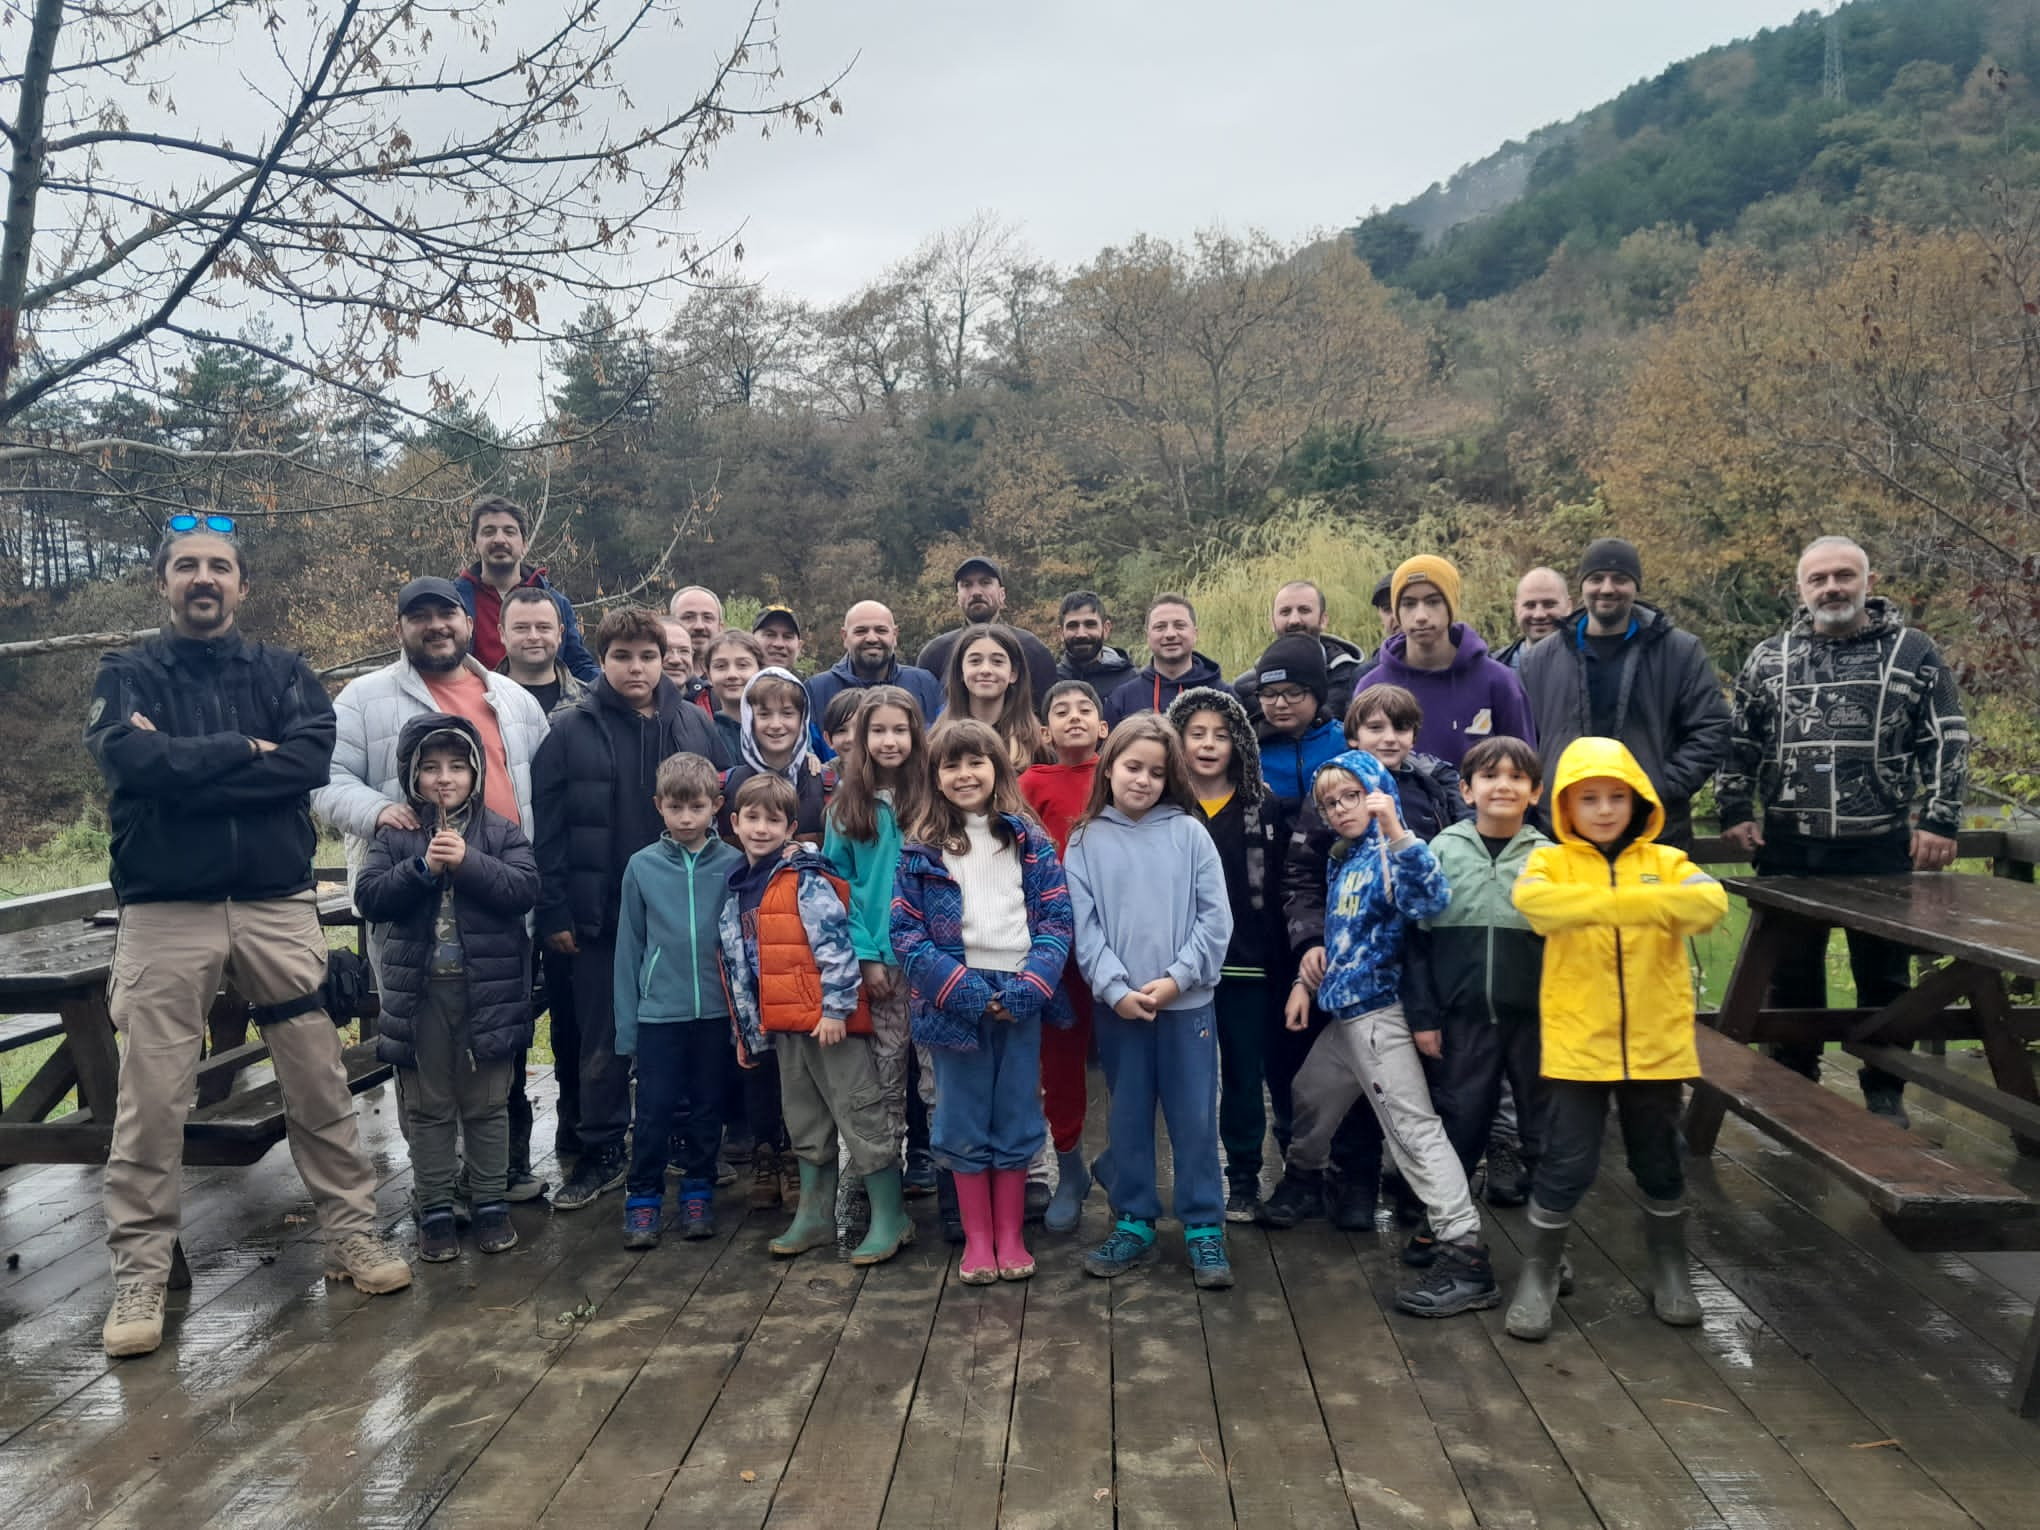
[0,0,67,394]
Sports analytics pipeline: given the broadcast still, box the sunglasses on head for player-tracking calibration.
[166,513,236,535]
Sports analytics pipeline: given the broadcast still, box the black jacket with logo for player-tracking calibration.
[87,631,335,905]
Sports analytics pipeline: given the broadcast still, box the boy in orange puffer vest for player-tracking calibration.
[718,773,913,1265]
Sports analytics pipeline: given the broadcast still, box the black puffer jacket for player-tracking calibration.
[1166,687,1283,974]
[532,677,730,942]
[356,714,541,1067]
[86,630,335,905]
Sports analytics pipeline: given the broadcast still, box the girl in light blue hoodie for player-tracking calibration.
[1063,715,1234,1288]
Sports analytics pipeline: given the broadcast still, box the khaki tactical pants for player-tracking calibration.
[104,893,380,1282]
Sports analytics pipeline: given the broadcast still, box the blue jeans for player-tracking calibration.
[1095,1001,1224,1227]
[929,1011,1043,1173]
[627,1021,727,1198]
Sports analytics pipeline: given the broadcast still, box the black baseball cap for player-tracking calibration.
[1370,573,1394,611]
[752,604,802,636]
[954,555,1003,583]
[397,576,463,615]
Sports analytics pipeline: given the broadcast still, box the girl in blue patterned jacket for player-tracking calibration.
[1260,749,1501,1320]
[891,718,1072,1286]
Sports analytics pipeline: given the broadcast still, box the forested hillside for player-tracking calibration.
[4,0,2039,853]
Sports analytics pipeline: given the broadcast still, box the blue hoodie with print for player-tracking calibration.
[1312,749,1452,1019]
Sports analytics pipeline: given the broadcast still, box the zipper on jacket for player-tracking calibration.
[1485,853,1499,1026]
[642,947,661,998]
[1609,858,1630,1079]
[686,849,702,1015]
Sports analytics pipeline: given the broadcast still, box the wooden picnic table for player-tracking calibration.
[0,886,388,1172]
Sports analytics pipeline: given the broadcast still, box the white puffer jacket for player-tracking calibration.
[312,655,550,896]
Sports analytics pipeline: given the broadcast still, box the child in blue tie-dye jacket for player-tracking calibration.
[1259,749,1499,1320]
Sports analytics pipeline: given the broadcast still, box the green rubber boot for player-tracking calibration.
[769,1159,839,1256]
[849,1167,917,1266]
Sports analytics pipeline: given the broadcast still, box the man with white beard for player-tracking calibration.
[1716,535,1969,1126]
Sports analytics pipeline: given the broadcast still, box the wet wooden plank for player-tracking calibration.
[1197,1228,1354,1528]
[997,1221,1112,1530]
[537,1231,793,1529]
[646,1257,863,1530]
[768,1242,948,1527]
[1728,875,2040,978]
[1105,1235,1234,1530]
[1264,1225,1474,1529]
[877,1277,1022,1530]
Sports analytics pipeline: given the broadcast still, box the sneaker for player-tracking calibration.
[1401,1222,1438,1268]
[1084,1218,1158,1278]
[103,1279,168,1358]
[473,1201,518,1254]
[904,1149,937,1197]
[554,1150,627,1211]
[417,1208,459,1263]
[1483,1141,1528,1207]
[1258,1168,1325,1229]
[622,1195,664,1250]
[1224,1185,1262,1224]
[1328,1176,1377,1231]
[1394,1238,1500,1319]
[716,1154,738,1188]
[679,1194,717,1241]
[751,1146,782,1209]
[504,1171,548,1204]
[1186,1226,1234,1289]
[1864,1085,1912,1129]
[326,1232,414,1294]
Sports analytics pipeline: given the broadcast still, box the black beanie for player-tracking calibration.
[1254,634,1329,705]
[1579,537,1644,587]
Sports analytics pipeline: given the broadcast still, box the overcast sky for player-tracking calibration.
[674,0,1818,306]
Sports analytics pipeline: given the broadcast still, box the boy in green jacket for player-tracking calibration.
[1402,736,1552,1224]
[614,753,743,1246]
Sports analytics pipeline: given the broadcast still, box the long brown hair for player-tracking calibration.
[915,717,1035,855]
[1074,713,1200,838]
[942,622,1042,772]
[827,686,931,843]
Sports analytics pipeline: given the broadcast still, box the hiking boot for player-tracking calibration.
[326,1232,414,1294]
[1643,1199,1704,1327]
[417,1208,460,1264]
[851,1167,916,1266]
[1394,1237,1499,1319]
[679,1180,717,1240]
[1224,1182,1263,1224]
[1186,1225,1234,1289]
[103,1279,168,1358]
[1862,1077,1912,1129]
[936,1168,966,1245]
[1505,1209,1570,1342]
[1385,1170,1425,1227]
[622,1195,664,1250]
[750,1146,783,1210]
[1401,1222,1439,1268]
[778,1154,802,1210]
[1045,1149,1091,1233]
[1083,1217,1157,1278]
[504,1171,548,1204]
[554,1149,627,1211]
[903,1148,937,1197]
[770,1159,839,1256]
[1258,1167,1325,1229]
[723,1128,755,1164]
[1483,1140,1528,1207]
[1328,1175,1377,1231]
[473,1201,518,1254]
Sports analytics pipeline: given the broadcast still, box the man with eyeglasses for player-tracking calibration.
[88,515,412,1359]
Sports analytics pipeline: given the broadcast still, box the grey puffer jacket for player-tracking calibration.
[355,713,540,1067]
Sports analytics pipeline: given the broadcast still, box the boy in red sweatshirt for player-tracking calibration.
[1021,679,1109,1231]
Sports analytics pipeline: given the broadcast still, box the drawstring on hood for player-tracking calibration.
[739,665,814,787]
[398,712,485,837]
[1166,686,1264,801]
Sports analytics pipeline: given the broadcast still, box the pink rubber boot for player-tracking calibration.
[954,1170,997,1284]
[991,1167,1036,1281]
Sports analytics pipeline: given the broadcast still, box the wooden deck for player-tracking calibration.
[2,1065,2038,1529]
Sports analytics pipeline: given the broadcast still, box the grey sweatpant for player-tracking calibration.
[1286,1001,1480,1244]
[396,978,513,1210]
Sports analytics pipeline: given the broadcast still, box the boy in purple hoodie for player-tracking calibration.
[1357,556,1536,768]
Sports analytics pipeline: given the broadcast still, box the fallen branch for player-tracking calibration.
[0,627,157,660]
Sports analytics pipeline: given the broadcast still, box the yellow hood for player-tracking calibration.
[1550,736,1664,847]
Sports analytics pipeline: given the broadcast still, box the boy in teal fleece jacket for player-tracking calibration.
[614,754,742,1246]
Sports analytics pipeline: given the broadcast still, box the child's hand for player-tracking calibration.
[425,830,466,872]
[1365,791,1403,840]
[814,1016,847,1046]
[860,960,896,1001]
[1137,977,1180,1011]
[1113,991,1157,1022]
[1413,1029,1442,1060]
[1283,985,1312,1032]
[1296,946,1326,989]
[545,930,579,956]
[986,998,1016,1024]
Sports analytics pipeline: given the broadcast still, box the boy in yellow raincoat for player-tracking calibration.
[1505,737,1728,1342]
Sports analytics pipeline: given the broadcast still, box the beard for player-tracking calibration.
[404,634,468,673]
[962,597,998,623]
[1063,636,1102,665]
[1810,597,1861,634]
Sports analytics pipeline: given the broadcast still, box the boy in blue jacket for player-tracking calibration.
[614,754,742,1247]
[1260,750,1499,1318]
